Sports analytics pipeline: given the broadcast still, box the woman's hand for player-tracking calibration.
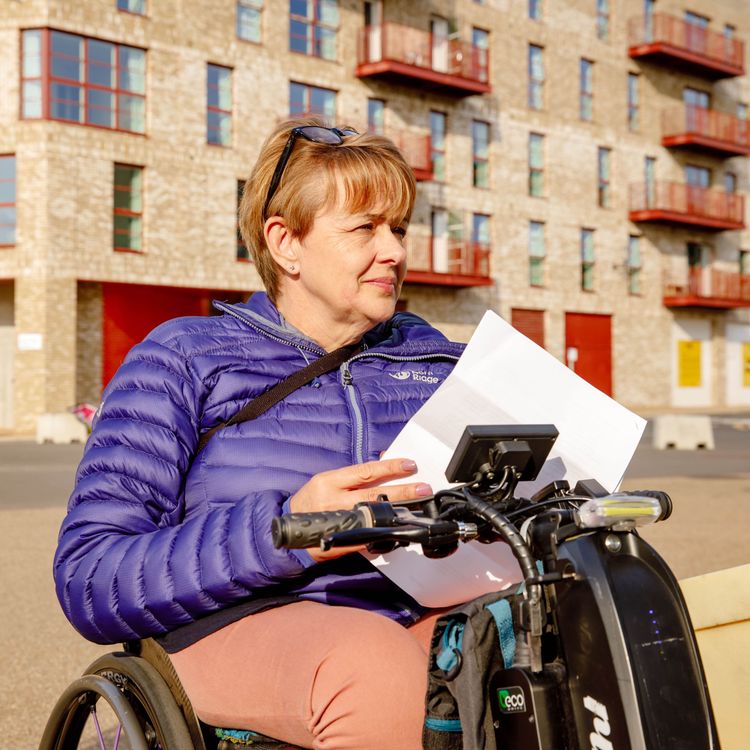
[289,458,432,562]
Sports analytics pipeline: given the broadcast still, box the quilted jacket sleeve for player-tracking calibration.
[53,334,311,645]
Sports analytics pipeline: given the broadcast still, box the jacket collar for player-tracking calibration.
[213,292,464,358]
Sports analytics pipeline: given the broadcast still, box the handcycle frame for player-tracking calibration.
[39,424,720,750]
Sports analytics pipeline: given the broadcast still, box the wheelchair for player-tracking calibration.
[38,638,303,750]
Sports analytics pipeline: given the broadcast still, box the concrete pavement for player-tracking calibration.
[1,422,748,749]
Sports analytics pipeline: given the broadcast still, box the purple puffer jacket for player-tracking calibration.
[54,292,465,645]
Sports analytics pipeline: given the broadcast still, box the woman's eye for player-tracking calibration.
[356,223,374,232]
[392,226,407,238]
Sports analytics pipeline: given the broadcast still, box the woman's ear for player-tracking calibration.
[265,216,300,273]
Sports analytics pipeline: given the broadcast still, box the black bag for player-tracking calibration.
[423,588,523,750]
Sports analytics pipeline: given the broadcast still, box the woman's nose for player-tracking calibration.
[376,226,407,264]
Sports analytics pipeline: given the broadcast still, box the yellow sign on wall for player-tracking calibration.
[678,340,702,388]
[743,343,750,388]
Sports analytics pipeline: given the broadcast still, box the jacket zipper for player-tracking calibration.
[340,352,461,465]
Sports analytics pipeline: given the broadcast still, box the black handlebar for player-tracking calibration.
[271,508,369,549]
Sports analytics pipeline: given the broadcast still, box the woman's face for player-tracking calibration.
[282,199,408,346]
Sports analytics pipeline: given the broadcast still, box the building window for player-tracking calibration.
[367,98,385,134]
[528,132,544,197]
[627,73,639,131]
[581,228,595,291]
[684,87,710,109]
[237,180,250,261]
[686,164,711,188]
[472,27,490,83]
[472,120,490,188]
[596,0,609,41]
[472,214,490,274]
[528,45,544,110]
[738,103,748,120]
[597,147,611,207]
[725,172,737,194]
[207,64,232,146]
[529,220,545,286]
[627,235,642,295]
[529,0,542,21]
[21,29,146,133]
[430,111,447,183]
[289,0,338,61]
[0,156,16,247]
[289,81,336,118]
[113,164,143,253]
[685,11,709,30]
[580,59,593,121]
[117,0,146,14]
[740,250,749,276]
[237,0,263,43]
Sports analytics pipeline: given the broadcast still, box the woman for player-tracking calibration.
[54,118,465,749]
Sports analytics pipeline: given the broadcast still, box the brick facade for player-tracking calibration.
[0,0,748,431]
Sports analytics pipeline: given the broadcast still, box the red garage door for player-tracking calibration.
[564,312,612,396]
[511,308,545,349]
[102,283,247,389]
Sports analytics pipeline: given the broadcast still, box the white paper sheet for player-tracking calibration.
[366,310,647,607]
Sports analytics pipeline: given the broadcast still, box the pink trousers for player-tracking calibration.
[170,601,443,750]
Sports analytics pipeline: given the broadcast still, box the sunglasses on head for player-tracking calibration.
[263,126,358,220]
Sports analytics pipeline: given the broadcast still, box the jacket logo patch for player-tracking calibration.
[389,370,441,384]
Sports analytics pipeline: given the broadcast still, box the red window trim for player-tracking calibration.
[289,0,338,60]
[113,162,144,253]
[20,28,146,135]
[472,120,490,188]
[430,110,447,183]
[288,81,337,118]
[0,154,16,248]
[207,63,233,147]
[116,0,148,16]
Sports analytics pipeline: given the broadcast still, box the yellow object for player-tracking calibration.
[678,339,702,387]
[680,564,750,749]
[742,343,750,388]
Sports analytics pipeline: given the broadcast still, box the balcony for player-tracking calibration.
[356,23,490,97]
[628,13,745,79]
[662,106,750,156]
[390,130,432,181]
[405,236,492,287]
[664,269,750,308]
[629,181,745,231]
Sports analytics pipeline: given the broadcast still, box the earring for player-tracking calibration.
[288,264,296,272]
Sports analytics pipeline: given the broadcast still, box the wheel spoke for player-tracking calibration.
[113,723,123,750]
[91,705,108,750]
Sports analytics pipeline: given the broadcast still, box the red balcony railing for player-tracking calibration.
[664,269,750,308]
[662,105,750,156]
[629,181,745,230]
[405,236,492,286]
[390,130,432,181]
[628,13,745,78]
[356,23,490,96]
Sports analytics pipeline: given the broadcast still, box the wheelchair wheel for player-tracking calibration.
[39,652,195,750]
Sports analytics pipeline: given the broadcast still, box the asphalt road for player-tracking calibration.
[0,422,748,748]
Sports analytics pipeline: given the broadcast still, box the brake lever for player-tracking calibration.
[321,526,427,551]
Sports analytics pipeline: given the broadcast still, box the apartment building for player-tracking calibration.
[0,0,748,432]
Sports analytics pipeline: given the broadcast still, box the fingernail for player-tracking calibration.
[401,459,418,472]
[415,483,432,497]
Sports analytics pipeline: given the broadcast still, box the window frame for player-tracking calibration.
[289,80,337,118]
[206,63,233,147]
[596,0,610,41]
[580,58,593,121]
[627,73,639,131]
[472,119,490,188]
[528,44,544,110]
[0,155,16,248]
[528,220,545,287]
[627,235,642,296]
[367,98,385,135]
[580,227,595,291]
[528,0,542,21]
[20,28,146,134]
[430,110,447,183]
[113,162,144,254]
[289,0,339,61]
[116,0,147,15]
[597,146,611,208]
[237,0,264,44]
[528,132,544,197]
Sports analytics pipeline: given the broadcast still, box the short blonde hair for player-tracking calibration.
[239,117,416,300]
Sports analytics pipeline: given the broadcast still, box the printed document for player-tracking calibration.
[368,310,647,607]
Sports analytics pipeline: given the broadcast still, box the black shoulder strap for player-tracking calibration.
[195,342,361,455]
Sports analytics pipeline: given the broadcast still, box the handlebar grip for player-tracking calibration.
[272,508,368,549]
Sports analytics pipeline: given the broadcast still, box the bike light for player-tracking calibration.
[577,495,664,529]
